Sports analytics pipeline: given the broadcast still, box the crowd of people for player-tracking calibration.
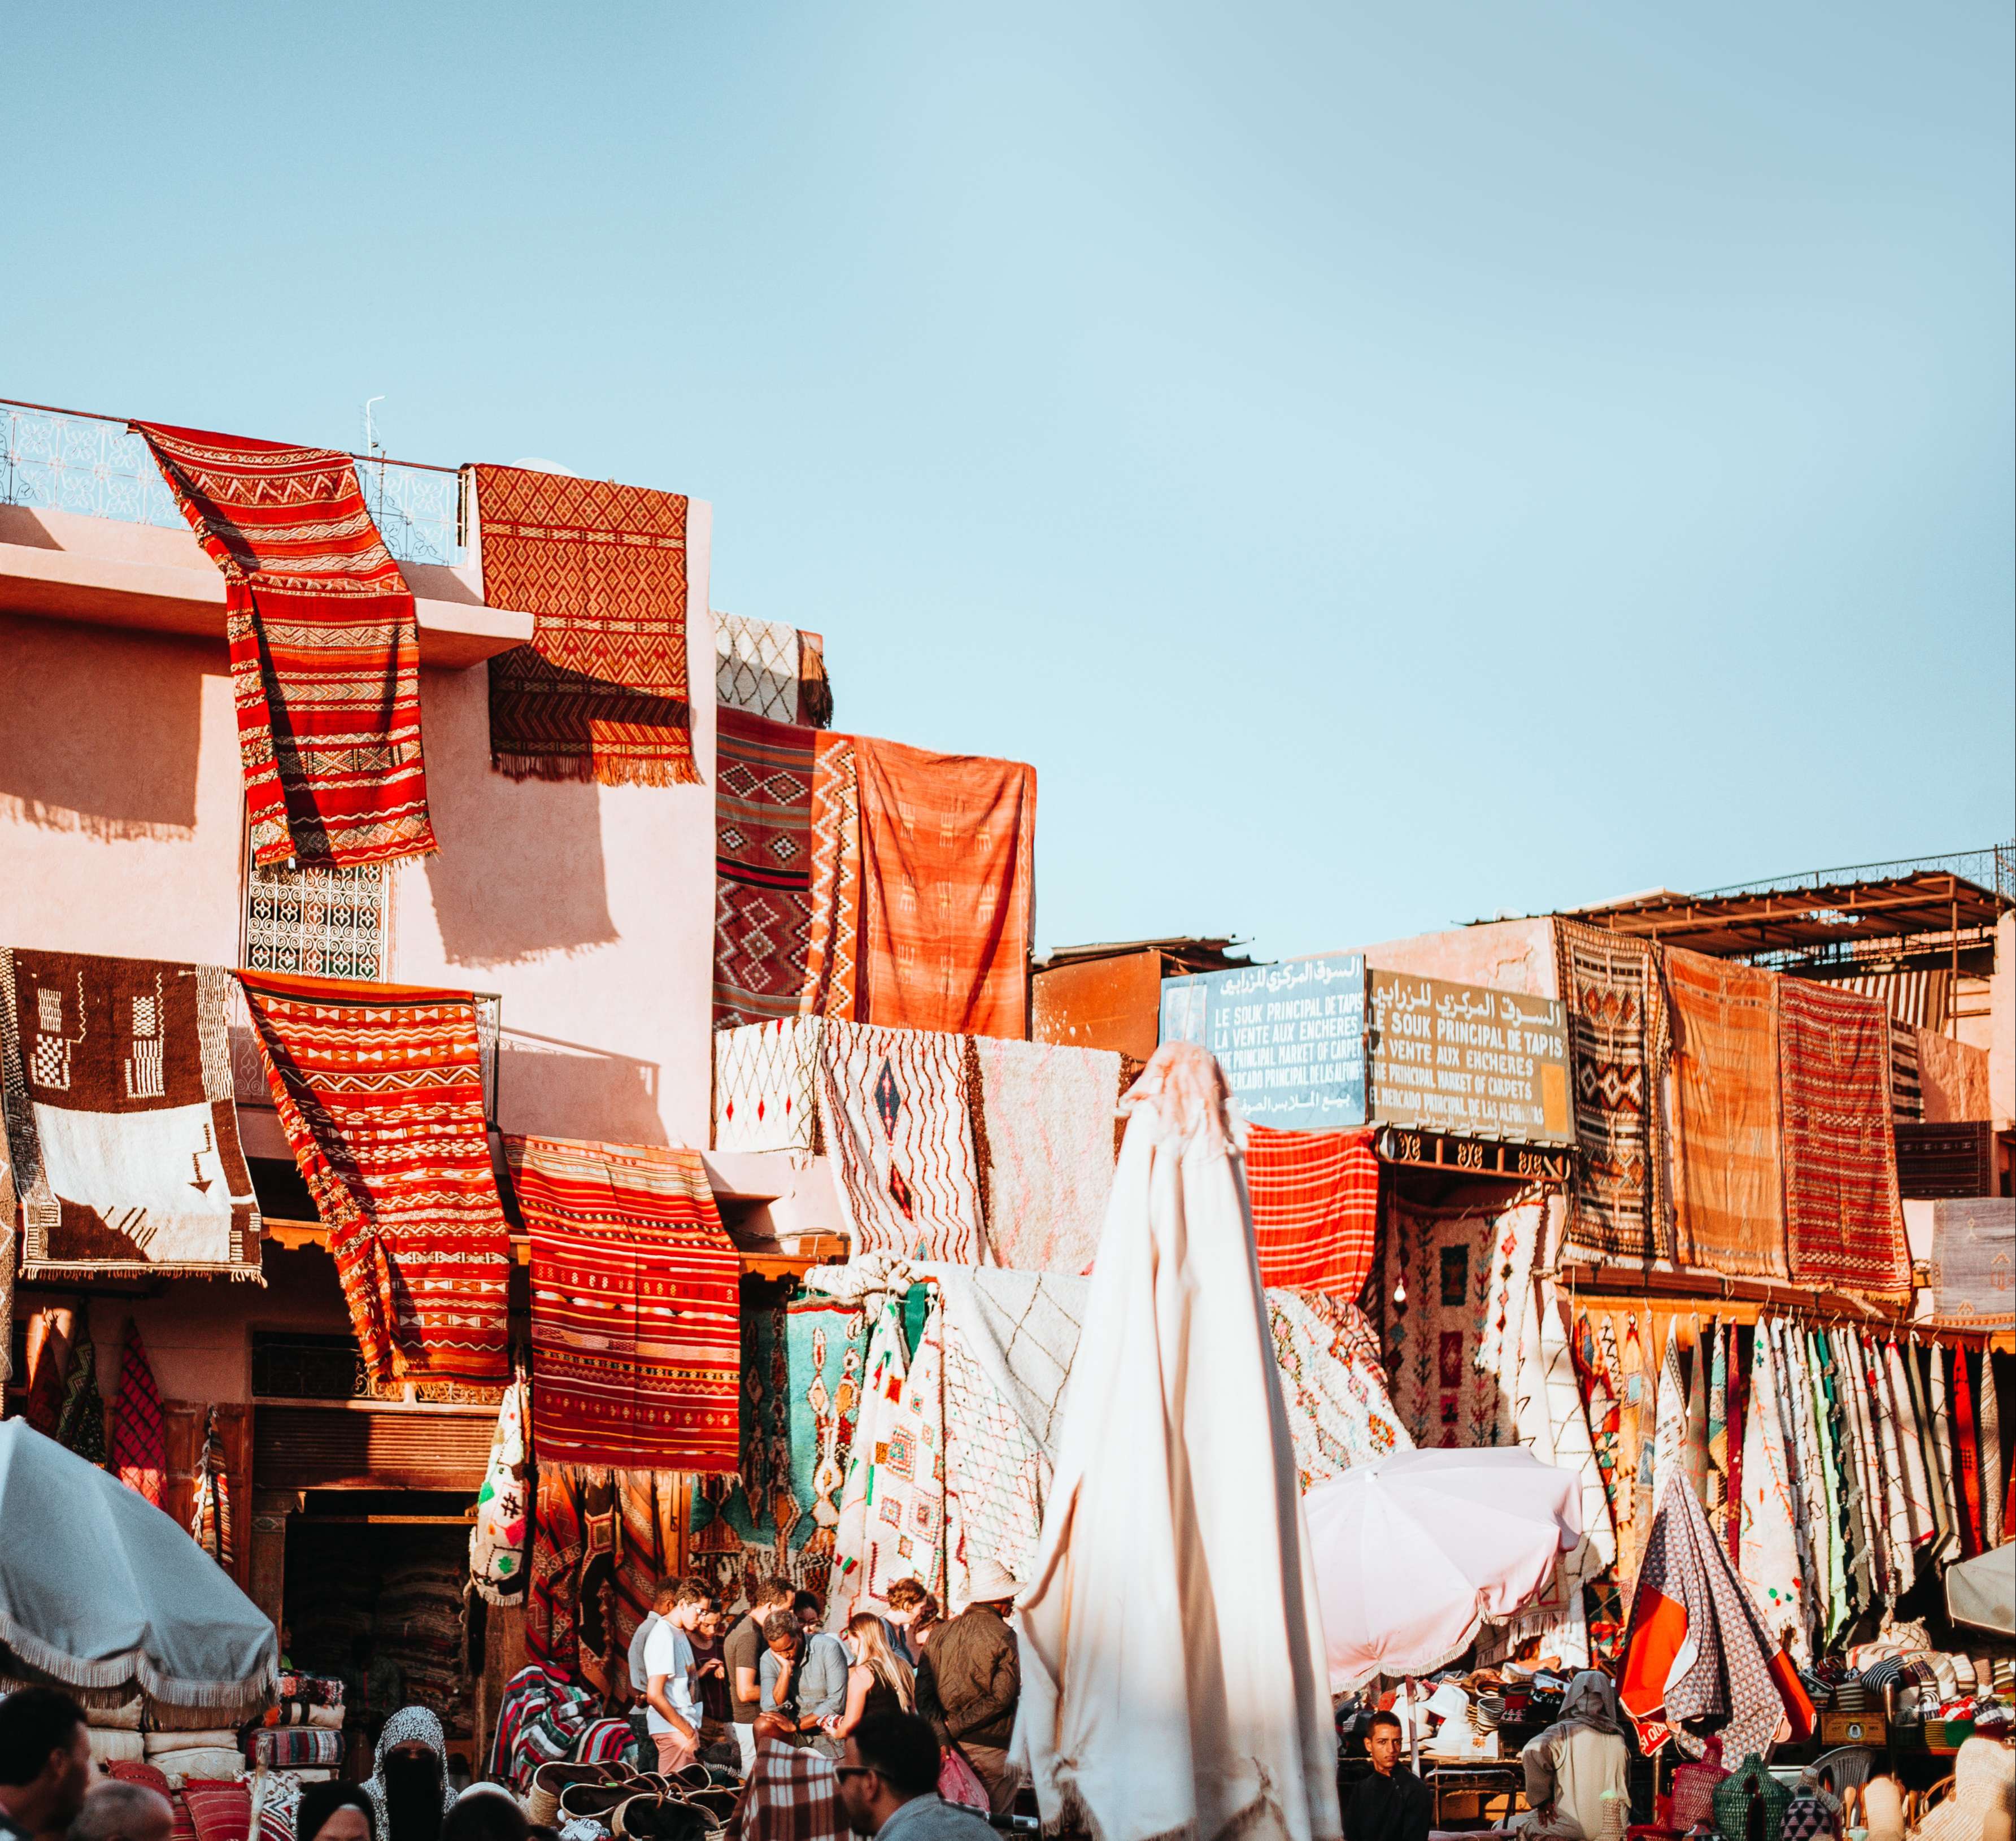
[0,1636,1011,1841]
[624,1563,1026,1823]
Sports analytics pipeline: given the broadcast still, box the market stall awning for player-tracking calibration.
[0,1421,277,1718]
[1564,871,2008,960]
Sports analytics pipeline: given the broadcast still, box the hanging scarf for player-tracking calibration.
[1705,1322,1730,1518]
[1882,1342,1936,1566]
[469,1374,530,1605]
[1573,1311,1624,1545]
[1723,1325,1747,1565]
[1737,1318,1804,1654]
[1801,1329,1848,1643]
[1623,1315,1656,1579]
[1767,1321,1820,1659]
[1906,1340,1956,1564]
[55,1335,107,1464]
[1861,1336,1912,1600]
[190,1407,233,1569]
[1778,1323,1831,1652]
[1683,1322,1710,1503]
[111,1322,167,1505]
[1652,1323,1687,1516]
[1950,1346,1984,1557]
[1979,1351,2005,1548]
[1832,1330,1885,1600]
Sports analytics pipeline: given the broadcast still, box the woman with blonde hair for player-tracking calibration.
[834,1611,915,1738]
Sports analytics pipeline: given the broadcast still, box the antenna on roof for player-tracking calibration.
[362,395,385,457]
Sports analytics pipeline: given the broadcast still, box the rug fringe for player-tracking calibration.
[18,1262,265,1286]
[491,752,703,788]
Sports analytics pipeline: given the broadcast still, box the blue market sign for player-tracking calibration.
[1158,951,1366,1130]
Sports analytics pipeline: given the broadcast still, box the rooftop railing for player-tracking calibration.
[1,396,468,568]
[1695,842,2016,905]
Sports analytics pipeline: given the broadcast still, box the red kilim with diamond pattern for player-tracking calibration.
[474,464,700,787]
[237,970,510,1383]
[713,707,816,1026]
[507,1135,741,1471]
[133,423,435,867]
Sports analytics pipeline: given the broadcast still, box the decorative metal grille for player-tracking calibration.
[251,1331,369,1401]
[245,858,391,983]
[1,401,467,567]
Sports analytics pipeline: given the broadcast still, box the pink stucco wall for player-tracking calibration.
[0,505,719,1150]
[1361,916,1560,998]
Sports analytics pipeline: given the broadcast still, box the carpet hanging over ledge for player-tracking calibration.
[133,423,436,868]
[474,463,701,787]
[507,1135,742,1472]
[0,948,264,1282]
[237,971,510,1383]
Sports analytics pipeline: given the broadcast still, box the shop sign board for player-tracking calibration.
[1158,951,1366,1130]
[1367,971,1572,1144]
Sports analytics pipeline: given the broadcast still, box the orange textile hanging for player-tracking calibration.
[854,737,1035,1038]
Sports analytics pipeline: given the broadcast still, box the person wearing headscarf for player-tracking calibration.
[295,1783,376,1841]
[1521,1673,1630,1841]
[364,1710,457,1841]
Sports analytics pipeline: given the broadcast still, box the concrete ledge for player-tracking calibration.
[0,507,532,667]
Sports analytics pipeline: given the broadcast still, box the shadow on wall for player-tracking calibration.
[497,1030,668,1145]
[0,613,203,839]
[421,690,621,967]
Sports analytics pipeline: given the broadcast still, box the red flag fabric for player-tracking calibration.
[1244,1124,1381,1299]
[133,423,434,867]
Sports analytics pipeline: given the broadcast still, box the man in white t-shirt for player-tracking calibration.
[643,1579,710,1773]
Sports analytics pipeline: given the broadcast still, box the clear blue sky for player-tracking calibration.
[8,2,2011,961]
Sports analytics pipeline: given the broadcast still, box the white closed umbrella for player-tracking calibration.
[1304,1446,1582,1692]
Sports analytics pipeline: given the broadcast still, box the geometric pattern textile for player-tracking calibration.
[1776,979,1909,1300]
[800,733,862,1022]
[1889,1019,1923,1122]
[474,463,700,787]
[1665,948,1788,1279]
[525,1465,587,1674]
[816,1022,984,1263]
[469,1374,530,1604]
[1266,1287,1411,1491]
[828,1292,947,1624]
[1244,1124,1381,1301]
[712,708,817,1028]
[714,613,802,724]
[1380,1196,1540,1450]
[686,1295,873,1604]
[1736,1319,1807,1655]
[236,971,510,1383]
[111,1320,167,1507]
[133,423,436,867]
[507,1135,740,1472]
[968,1035,1120,1276]
[243,857,390,982]
[1556,919,1671,1262]
[1927,1199,2015,1329]
[712,1016,824,1155]
[1,948,264,1281]
[942,1312,1051,1611]
[854,737,1035,1040]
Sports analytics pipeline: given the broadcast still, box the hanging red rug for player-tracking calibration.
[474,464,700,787]
[133,422,435,867]
[507,1135,741,1471]
[237,970,509,1383]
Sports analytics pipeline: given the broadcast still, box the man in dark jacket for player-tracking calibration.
[1344,1711,1431,1841]
[913,1559,1021,1816]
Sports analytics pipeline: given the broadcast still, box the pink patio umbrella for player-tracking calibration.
[1304,1446,1582,1692]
